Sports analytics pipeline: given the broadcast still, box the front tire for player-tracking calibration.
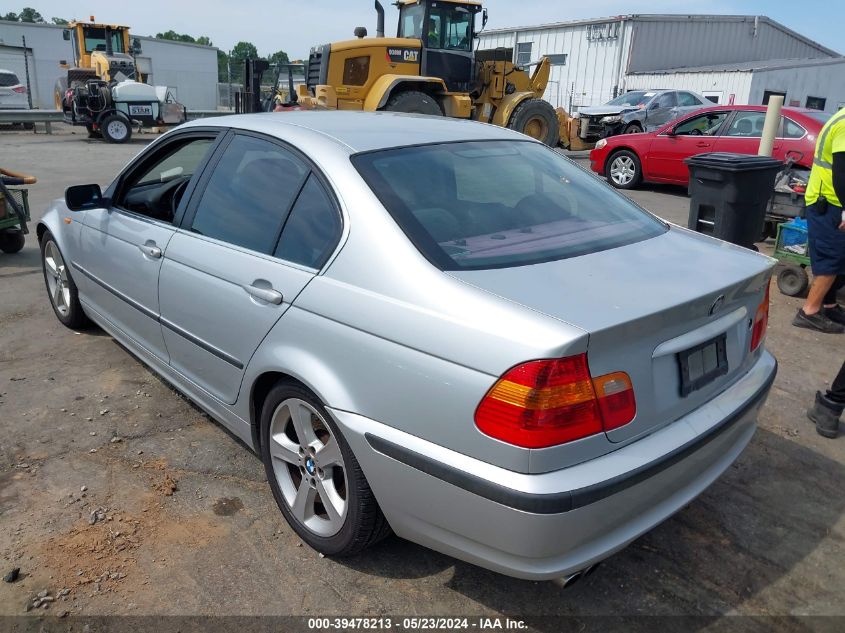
[260,382,391,556]
[383,90,442,116]
[100,114,131,144]
[507,98,560,146]
[41,231,90,329]
[0,229,25,254]
[624,123,644,134]
[606,149,642,189]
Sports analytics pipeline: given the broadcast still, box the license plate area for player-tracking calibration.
[677,334,728,397]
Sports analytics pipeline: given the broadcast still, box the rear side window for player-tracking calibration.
[190,135,308,253]
[274,174,341,269]
[782,118,807,139]
[353,141,666,270]
[0,72,20,87]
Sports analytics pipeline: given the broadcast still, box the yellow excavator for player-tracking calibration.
[295,0,584,147]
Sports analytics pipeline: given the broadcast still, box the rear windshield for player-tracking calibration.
[808,111,832,124]
[352,140,666,270]
[0,72,20,87]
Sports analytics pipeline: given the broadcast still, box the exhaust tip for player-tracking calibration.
[561,570,583,588]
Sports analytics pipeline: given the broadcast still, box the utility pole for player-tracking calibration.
[21,35,33,109]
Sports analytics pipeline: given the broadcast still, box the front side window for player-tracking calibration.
[673,112,728,136]
[353,141,666,270]
[677,92,702,107]
[653,92,676,109]
[399,4,426,40]
[118,136,217,223]
[190,135,307,254]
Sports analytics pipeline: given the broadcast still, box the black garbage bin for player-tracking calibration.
[685,152,782,249]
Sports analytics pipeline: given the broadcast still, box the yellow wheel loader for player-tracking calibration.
[296,0,568,147]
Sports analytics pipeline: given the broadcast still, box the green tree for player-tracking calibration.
[51,17,68,25]
[268,50,290,67]
[18,7,44,22]
[196,35,212,46]
[228,41,259,82]
[2,12,18,20]
[156,30,196,43]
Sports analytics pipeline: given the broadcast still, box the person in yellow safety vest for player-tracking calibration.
[427,19,440,47]
[793,106,845,334]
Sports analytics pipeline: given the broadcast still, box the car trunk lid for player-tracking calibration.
[449,227,774,444]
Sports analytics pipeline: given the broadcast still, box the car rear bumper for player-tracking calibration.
[330,350,776,580]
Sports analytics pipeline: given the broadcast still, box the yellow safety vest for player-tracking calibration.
[806,107,845,207]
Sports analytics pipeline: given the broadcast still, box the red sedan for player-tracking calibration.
[589,105,831,189]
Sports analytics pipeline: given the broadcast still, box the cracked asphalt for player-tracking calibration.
[1,125,844,628]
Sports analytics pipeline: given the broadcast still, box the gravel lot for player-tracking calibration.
[1,124,844,629]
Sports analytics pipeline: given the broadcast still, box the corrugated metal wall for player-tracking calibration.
[628,17,834,73]
[479,20,633,110]
[749,63,845,112]
[479,16,837,111]
[625,71,753,105]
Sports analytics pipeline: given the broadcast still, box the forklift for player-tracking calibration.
[238,59,306,113]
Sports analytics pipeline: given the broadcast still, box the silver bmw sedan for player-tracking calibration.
[38,111,776,581]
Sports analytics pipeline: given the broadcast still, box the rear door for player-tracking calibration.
[158,131,343,404]
[645,110,730,183]
[712,110,781,157]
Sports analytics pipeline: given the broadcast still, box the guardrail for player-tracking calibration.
[0,109,235,134]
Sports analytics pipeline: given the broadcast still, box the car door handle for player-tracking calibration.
[696,141,711,148]
[243,283,283,305]
[139,243,162,258]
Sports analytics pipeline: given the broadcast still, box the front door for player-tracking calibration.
[644,91,678,131]
[76,132,220,361]
[159,132,343,404]
[419,1,477,92]
[645,111,730,183]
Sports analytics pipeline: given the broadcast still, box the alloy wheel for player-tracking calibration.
[610,155,636,186]
[268,398,348,537]
[44,241,71,317]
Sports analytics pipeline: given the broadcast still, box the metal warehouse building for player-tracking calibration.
[627,58,845,112]
[478,14,841,113]
[0,20,218,110]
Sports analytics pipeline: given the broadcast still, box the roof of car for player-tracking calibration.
[181,111,527,153]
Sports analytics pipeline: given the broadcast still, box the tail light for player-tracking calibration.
[12,86,26,94]
[474,354,636,448]
[750,282,770,352]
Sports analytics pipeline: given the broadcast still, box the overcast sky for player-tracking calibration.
[10,0,843,58]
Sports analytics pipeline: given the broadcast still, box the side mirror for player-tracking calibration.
[65,184,108,211]
[665,127,677,136]
[132,37,142,54]
[482,8,489,28]
[62,29,70,41]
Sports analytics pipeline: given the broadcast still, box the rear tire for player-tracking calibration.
[383,90,442,116]
[0,229,25,254]
[260,382,391,556]
[100,114,131,144]
[776,265,809,297]
[606,149,642,189]
[507,98,560,146]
